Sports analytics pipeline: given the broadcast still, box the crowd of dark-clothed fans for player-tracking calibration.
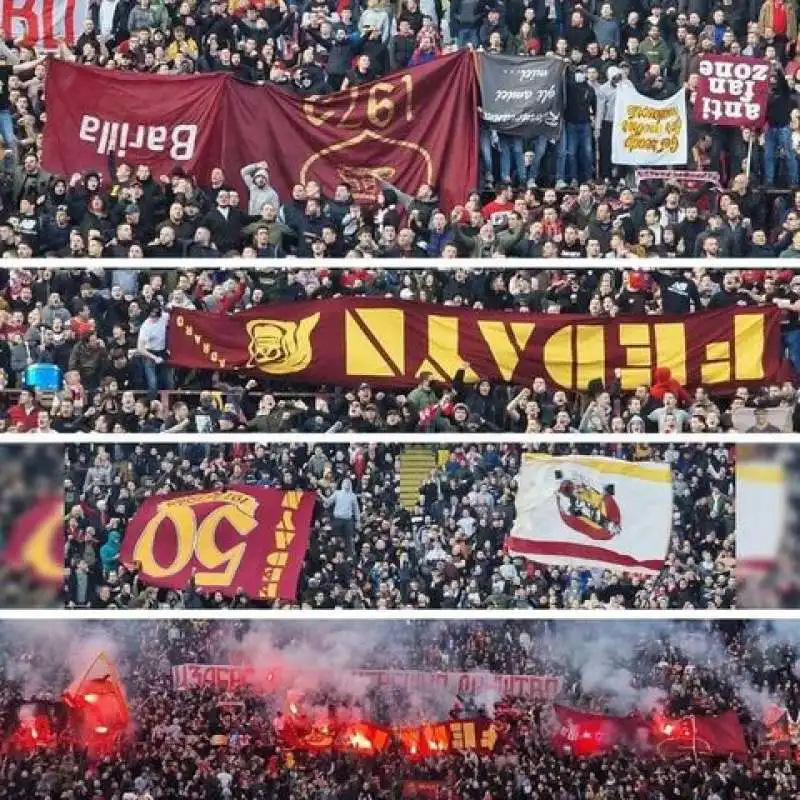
[1,620,799,798]
[0,267,798,434]
[62,442,735,610]
[1,0,800,259]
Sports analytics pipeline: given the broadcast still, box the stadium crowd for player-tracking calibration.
[0,266,798,435]
[0,0,798,257]
[0,619,798,799]
[63,442,736,610]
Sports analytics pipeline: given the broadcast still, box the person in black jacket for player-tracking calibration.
[556,66,596,189]
[764,68,798,187]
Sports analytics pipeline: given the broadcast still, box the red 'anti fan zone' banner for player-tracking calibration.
[694,55,771,127]
[41,54,479,210]
[119,486,315,601]
[166,299,782,395]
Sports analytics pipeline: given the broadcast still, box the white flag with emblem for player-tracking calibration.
[507,453,672,573]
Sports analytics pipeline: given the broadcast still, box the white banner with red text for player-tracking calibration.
[171,665,562,699]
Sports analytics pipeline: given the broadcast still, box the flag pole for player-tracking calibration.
[745,135,753,187]
[691,715,697,757]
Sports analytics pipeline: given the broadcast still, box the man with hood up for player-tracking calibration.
[240,161,280,217]
[320,478,361,557]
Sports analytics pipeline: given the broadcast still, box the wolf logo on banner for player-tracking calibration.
[507,454,672,573]
[245,314,320,375]
[554,470,621,541]
[612,83,687,166]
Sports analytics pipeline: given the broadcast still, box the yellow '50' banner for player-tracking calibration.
[120,486,315,600]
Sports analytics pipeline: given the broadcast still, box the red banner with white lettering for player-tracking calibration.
[119,486,315,601]
[171,664,562,700]
[2,0,86,48]
[42,53,478,209]
[694,55,770,128]
[166,299,783,395]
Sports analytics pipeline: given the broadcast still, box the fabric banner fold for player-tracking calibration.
[42,53,478,209]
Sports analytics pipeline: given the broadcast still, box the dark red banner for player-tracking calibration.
[167,299,783,395]
[284,719,391,754]
[119,486,315,601]
[395,718,500,757]
[3,496,63,587]
[551,705,638,757]
[651,711,748,758]
[42,54,478,210]
[694,55,770,128]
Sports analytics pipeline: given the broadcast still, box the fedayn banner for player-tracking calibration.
[166,300,783,395]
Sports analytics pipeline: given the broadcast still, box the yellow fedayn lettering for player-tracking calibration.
[734,313,765,380]
[542,325,606,390]
[275,529,296,550]
[476,321,534,381]
[416,316,478,382]
[654,323,687,386]
[480,725,498,750]
[618,323,652,387]
[542,326,573,388]
[281,510,295,531]
[282,491,303,511]
[267,551,289,567]
[576,325,605,388]
[701,340,731,383]
[345,309,405,377]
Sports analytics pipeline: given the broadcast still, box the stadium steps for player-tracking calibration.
[399,445,437,510]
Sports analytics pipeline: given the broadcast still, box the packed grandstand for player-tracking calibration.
[1,0,800,259]
[63,442,736,609]
[2,619,800,798]
[0,267,798,434]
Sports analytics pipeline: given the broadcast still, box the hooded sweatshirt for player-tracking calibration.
[649,366,692,406]
[100,530,122,572]
[240,163,281,216]
[329,478,361,525]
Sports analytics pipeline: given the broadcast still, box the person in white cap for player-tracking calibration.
[240,161,280,217]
